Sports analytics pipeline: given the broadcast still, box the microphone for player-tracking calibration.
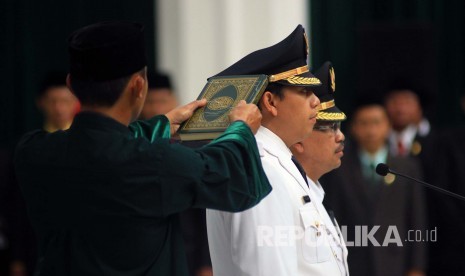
[375,163,390,176]
[375,163,465,202]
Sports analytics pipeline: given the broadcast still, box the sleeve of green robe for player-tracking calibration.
[127,116,271,216]
[155,120,271,216]
[128,115,171,140]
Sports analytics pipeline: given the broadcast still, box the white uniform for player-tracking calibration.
[207,126,349,276]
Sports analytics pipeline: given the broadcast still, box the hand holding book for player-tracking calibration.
[166,99,207,134]
[229,100,262,134]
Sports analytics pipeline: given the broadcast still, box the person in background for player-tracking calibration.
[384,80,443,276]
[383,79,437,182]
[138,71,178,119]
[14,20,271,276]
[321,97,427,276]
[36,71,80,132]
[290,61,349,275]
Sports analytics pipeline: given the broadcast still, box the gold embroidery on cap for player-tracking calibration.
[316,111,346,121]
[285,76,321,85]
[330,67,336,92]
[317,100,335,111]
[304,32,310,56]
[269,65,310,82]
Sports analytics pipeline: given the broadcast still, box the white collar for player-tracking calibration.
[255,126,292,159]
[389,124,417,151]
[417,118,431,137]
[396,124,417,142]
[307,177,325,204]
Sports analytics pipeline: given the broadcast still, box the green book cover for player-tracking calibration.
[177,74,268,141]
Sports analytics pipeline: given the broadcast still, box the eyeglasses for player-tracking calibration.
[313,121,341,133]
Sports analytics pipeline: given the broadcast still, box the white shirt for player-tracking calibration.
[417,118,431,137]
[307,178,348,275]
[207,126,348,276]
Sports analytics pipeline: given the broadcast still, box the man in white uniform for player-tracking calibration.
[291,61,349,275]
[207,26,346,275]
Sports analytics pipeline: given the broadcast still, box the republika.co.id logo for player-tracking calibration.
[256,225,437,247]
[340,225,437,247]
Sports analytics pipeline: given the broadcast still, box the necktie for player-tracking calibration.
[291,156,308,186]
[397,139,406,156]
[293,157,337,228]
[323,200,337,227]
[370,162,377,183]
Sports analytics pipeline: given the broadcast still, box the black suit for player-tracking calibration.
[321,142,427,276]
[0,148,36,276]
[412,127,438,184]
[428,127,465,275]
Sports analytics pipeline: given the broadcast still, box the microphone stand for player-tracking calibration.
[390,169,465,202]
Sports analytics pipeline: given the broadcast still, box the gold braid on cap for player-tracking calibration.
[316,111,347,121]
[316,100,335,111]
[269,65,309,82]
[286,76,321,85]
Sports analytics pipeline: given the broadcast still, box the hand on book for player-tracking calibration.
[166,99,207,134]
[229,100,262,134]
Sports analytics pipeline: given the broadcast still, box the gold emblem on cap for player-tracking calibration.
[269,65,310,82]
[286,76,321,85]
[316,111,347,121]
[317,100,335,111]
[330,67,336,92]
[411,141,422,156]
[304,32,310,56]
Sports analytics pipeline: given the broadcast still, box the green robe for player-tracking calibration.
[14,112,271,276]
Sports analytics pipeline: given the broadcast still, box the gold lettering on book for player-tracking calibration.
[207,96,234,111]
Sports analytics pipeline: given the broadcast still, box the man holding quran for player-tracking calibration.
[14,21,272,276]
[207,25,347,275]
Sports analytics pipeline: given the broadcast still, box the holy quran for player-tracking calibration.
[177,75,268,141]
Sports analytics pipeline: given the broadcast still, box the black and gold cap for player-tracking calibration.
[68,21,147,81]
[211,25,321,87]
[313,61,346,121]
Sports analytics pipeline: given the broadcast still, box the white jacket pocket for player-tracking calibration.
[299,205,331,263]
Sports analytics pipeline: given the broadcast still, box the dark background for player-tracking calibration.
[0,0,156,149]
[311,0,465,125]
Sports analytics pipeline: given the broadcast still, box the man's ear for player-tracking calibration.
[66,74,73,92]
[259,91,278,116]
[129,74,146,100]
